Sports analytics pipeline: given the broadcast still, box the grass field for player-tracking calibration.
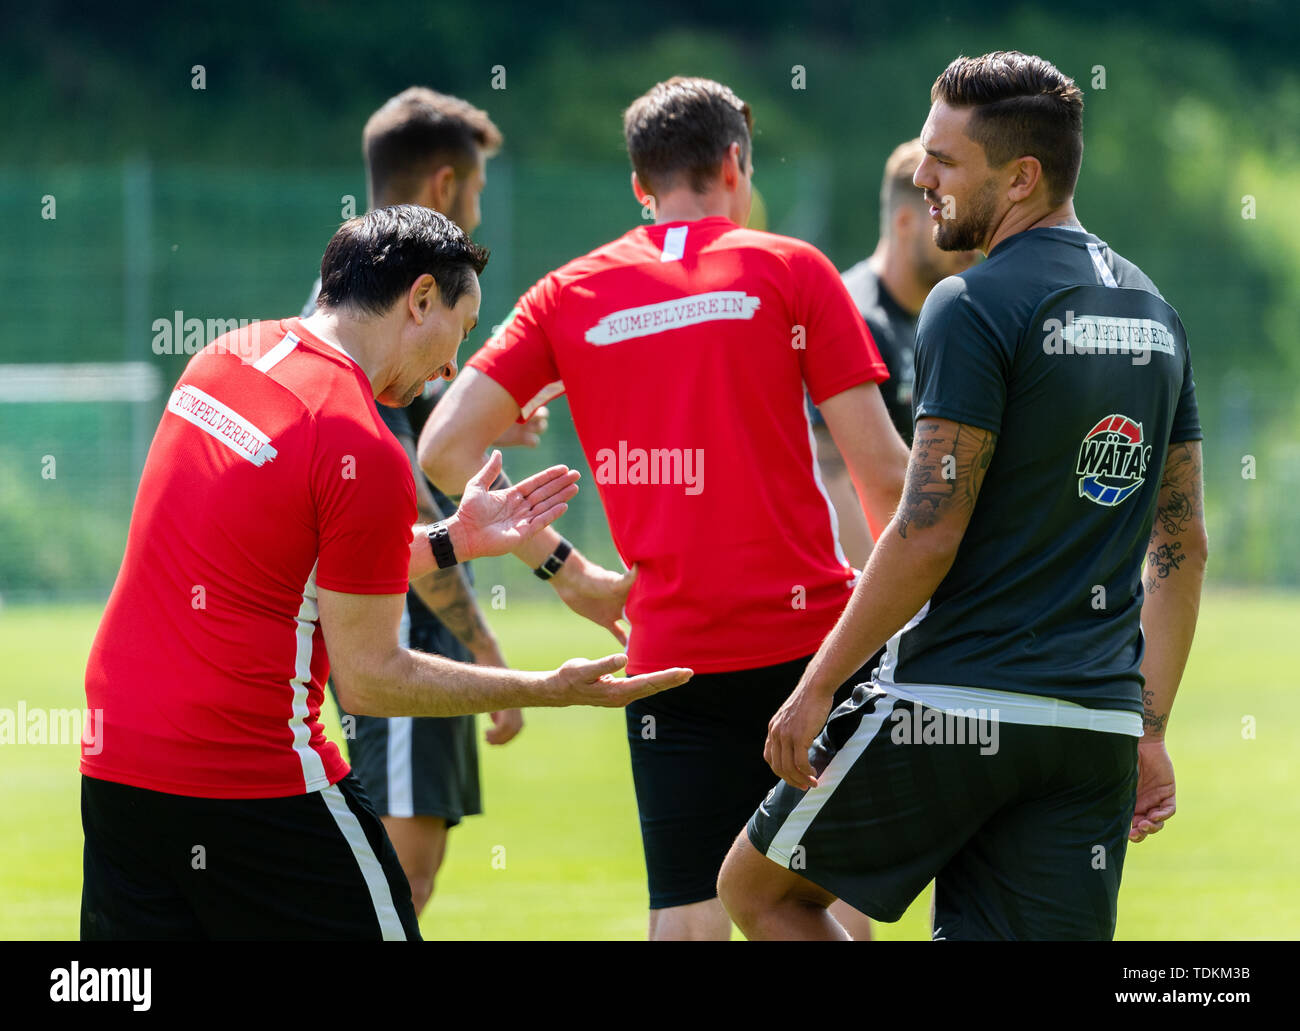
[1,589,1296,941]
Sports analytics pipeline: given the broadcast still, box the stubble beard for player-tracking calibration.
[934,178,997,253]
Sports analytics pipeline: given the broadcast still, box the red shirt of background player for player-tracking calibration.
[469,216,887,675]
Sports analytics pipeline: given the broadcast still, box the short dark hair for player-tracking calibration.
[931,51,1084,206]
[316,205,489,317]
[363,87,503,206]
[623,77,753,195]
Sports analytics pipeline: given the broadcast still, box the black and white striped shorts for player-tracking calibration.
[80,772,421,940]
[746,686,1139,940]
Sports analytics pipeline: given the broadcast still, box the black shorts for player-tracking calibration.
[341,712,481,825]
[746,687,1139,940]
[625,650,876,911]
[81,773,421,940]
[333,619,482,826]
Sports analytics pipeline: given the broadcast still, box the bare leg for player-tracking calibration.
[647,898,733,941]
[381,815,448,917]
[829,899,875,940]
[717,831,849,941]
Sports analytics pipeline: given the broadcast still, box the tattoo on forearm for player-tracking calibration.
[417,567,494,649]
[1157,489,1193,535]
[1151,442,1203,542]
[1142,688,1168,734]
[896,421,996,540]
[1145,542,1186,593]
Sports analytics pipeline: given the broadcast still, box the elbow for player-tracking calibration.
[330,657,396,718]
[882,517,964,573]
[415,426,442,487]
[885,445,909,508]
[330,669,367,717]
[417,421,457,493]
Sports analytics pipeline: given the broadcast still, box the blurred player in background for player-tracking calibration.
[720,51,1206,940]
[302,87,548,918]
[419,77,910,940]
[815,140,979,570]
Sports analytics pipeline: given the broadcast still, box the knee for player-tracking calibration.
[717,836,764,928]
[407,875,434,915]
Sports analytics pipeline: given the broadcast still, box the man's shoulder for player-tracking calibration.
[211,319,382,440]
[840,258,880,319]
[1100,243,1164,299]
[715,227,843,279]
[545,226,656,283]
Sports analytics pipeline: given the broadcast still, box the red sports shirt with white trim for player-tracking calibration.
[82,318,415,798]
[469,216,888,675]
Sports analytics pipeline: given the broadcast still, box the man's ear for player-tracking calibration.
[631,171,652,206]
[721,141,743,188]
[892,203,916,241]
[420,165,459,212]
[1006,155,1043,204]
[407,273,439,322]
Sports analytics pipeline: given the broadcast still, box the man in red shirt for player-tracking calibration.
[419,78,909,939]
[81,204,691,940]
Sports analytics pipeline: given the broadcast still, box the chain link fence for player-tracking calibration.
[1,161,1292,602]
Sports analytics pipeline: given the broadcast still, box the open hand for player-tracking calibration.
[446,450,579,561]
[546,653,692,708]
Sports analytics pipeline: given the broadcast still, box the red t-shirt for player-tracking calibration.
[82,318,416,798]
[469,217,888,674]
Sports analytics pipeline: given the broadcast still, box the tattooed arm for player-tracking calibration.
[1130,440,1208,841]
[391,429,506,666]
[765,418,996,788]
[391,429,527,744]
[1140,440,1208,731]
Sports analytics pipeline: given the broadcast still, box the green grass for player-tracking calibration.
[1,590,1296,940]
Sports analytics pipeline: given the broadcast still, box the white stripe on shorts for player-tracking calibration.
[764,693,903,868]
[320,783,407,941]
[386,718,415,818]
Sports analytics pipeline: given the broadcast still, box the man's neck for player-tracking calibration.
[652,188,733,225]
[985,199,1081,254]
[298,309,387,399]
[870,242,929,317]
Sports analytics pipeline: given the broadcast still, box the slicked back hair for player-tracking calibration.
[363,87,503,207]
[931,51,1084,206]
[316,205,489,318]
[624,77,753,195]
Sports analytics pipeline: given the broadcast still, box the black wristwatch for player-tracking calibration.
[533,538,572,581]
[427,521,458,569]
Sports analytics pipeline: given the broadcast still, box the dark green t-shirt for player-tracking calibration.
[879,226,1200,716]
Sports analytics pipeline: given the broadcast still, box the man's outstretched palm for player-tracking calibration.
[449,450,579,560]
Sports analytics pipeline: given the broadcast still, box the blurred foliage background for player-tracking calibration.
[2,0,1297,599]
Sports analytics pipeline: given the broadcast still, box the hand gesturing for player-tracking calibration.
[449,451,579,560]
